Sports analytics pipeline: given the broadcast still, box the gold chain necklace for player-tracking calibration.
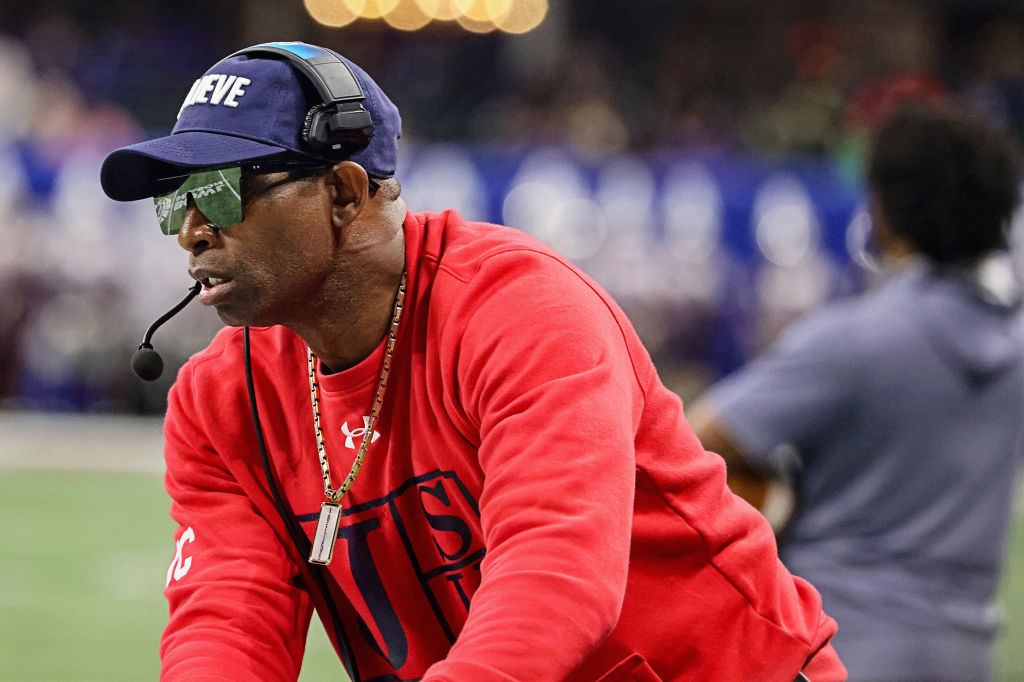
[306,270,407,565]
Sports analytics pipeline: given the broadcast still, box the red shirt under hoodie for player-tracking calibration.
[161,209,845,682]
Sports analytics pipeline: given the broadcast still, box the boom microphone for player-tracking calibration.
[131,282,202,381]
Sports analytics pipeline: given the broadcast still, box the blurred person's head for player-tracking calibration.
[867,101,1020,264]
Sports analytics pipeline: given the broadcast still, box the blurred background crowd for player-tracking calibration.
[2,0,1024,414]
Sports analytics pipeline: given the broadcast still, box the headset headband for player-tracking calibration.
[229,42,365,105]
[227,41,375,158]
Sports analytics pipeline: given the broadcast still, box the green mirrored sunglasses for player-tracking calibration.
[153,168,243,236]
[152,160,345,236]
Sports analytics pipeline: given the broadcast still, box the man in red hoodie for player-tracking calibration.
[100,42,845,682]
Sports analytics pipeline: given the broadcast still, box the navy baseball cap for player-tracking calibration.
[101,41,401,201]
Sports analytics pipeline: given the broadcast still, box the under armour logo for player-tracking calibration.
[341,416,381,449]
[166,526,195,587]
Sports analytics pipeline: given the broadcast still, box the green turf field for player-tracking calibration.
[1,467,1023,680]
[0,469,343,681]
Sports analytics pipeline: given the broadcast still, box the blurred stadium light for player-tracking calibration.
[753,173,820,268]
[304,0,548,33]
[661,161,723,266]
[402,144,490,220]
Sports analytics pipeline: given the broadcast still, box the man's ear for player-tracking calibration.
[326,161,371,229]
[870,197,915,260]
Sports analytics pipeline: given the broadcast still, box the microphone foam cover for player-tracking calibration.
[131,347,164,382]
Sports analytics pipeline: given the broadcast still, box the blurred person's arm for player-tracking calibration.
[688,306,860,529]
[689,404,798,531]
[688,403,774,509]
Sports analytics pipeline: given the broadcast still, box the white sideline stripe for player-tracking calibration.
[0,410,165,475]
[1,410,1023,512]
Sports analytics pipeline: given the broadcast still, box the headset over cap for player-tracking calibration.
[100,42,402,202]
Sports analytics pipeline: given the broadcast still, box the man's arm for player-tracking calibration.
[160,361,313,681]
[421,251,641,682]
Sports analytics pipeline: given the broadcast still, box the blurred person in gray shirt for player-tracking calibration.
[690,102,1024,681]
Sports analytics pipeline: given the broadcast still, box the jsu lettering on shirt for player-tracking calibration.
[178,74,251,119]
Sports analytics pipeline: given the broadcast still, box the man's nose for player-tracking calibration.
[177,202,221,255]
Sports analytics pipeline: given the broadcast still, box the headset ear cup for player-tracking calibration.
[303,102,374,159]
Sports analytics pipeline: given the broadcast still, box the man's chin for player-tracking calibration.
[214,305,266,328]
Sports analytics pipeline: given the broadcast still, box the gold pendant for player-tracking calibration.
[309,501,341,565]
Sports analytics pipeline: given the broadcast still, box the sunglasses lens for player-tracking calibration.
[153,168,243,235]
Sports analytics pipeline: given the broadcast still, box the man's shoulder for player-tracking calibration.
[415,209,575,283]
[176,325,299,390]
[416,210,631,333]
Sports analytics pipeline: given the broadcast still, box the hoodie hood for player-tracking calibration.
[899,253,1024,387]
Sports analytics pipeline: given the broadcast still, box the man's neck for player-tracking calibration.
[291,221,406,372]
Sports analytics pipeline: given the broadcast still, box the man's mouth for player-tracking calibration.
[193,274,236,305]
